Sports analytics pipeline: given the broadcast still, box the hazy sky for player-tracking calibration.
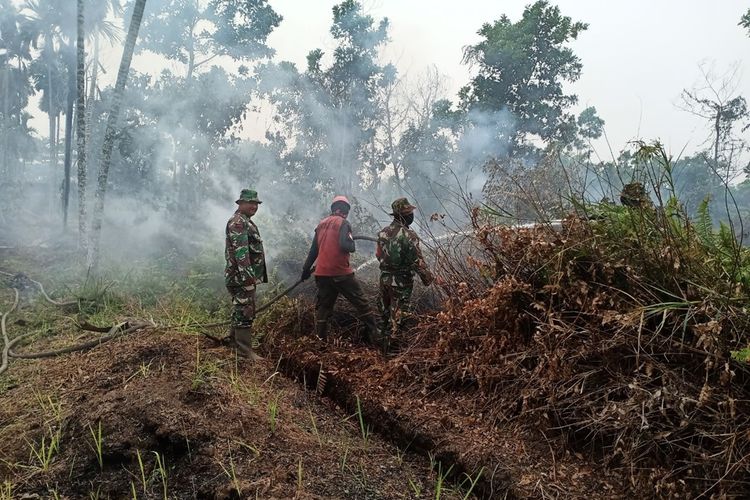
[259,0,750,157]
[27,0,750,159]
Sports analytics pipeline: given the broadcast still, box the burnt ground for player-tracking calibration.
[0,308,628,500]
[262,301,628,499]
[0,331,466,499]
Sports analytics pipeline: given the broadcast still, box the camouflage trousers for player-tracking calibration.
[226,285,256,327]
[378,273,414,337]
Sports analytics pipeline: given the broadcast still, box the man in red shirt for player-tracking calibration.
[301,196,378,343]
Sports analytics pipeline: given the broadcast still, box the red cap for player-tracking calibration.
[331,195,350,206]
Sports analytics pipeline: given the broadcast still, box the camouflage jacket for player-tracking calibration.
[225,211,268,287]
[376,221,433,285]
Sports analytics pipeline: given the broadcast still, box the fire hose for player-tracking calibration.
[0,234,379,359]
[197,234,377,343]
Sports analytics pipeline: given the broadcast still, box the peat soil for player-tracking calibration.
[0,251,627,499]
[0,331,466,499]
[269,330,628,499]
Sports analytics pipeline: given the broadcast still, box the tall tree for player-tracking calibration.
[459,0,596,162]
[0,0,37,184]
[26,0,121,221]
[25,0,70,212]
[137,0,280,205]
[139,0,280,81]
[260,0,393,195]
[61,42,74,227]
[76,0,86,250]
[680,64,749,181]
[90,0,147,269]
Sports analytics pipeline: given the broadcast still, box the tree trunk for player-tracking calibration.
[62,45,75,228]
[714,105,722,177]
[89,0,147,269]
[76,0,87,252]
[2,66,9,179]
[186,23,195,82]
[47,61,57,210]
[85,36,99,172]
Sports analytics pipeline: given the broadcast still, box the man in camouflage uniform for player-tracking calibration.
[376,198,434,348]
[225,189,268,361]
[620,182,652,208]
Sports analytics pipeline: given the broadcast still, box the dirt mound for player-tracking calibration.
[0,332,462,499]
[260,299,625,498]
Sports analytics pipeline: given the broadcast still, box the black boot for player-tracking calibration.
[315,320,329,341]
[362,315,380,346]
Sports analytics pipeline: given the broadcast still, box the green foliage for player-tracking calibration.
[585,142,750,297]
[459,0,596,159]
[742,8,750,36]
[258,0,393,193]
[731,347,750,363]
[0,0,38,178]
[138,0,281,71]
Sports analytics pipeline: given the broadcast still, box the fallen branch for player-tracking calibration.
[78,320,116,333]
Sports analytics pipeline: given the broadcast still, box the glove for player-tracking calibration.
[301,268,312,281]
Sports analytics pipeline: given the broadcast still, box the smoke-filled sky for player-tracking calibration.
[23,0,750,158]
[261,0,750,157]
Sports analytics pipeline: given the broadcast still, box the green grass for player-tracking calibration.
[355,395,371,445]
[26,426,61,472]
[88,421,104,470]
[268,394,280,434]
[152,451,168,500]
[191,342,221,390]
[218,449,242,496]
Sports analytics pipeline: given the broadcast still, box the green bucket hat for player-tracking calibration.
[390,197,416,216]
[235,189,262,204]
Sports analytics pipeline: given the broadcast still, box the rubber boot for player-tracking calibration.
[380,328,390,355]
[362,315,379,346]
[315,320,329,341]
[234,326,263,361]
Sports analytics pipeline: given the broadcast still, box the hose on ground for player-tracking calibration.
[0,288,20,375]
[9,321,151,359]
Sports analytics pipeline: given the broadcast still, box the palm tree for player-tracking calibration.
[25,0,121,223]
[89,0,147,269]
[0,5,37,194]
[76,0,86,251]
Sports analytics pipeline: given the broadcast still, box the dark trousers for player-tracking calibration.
[315,274,377,340]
